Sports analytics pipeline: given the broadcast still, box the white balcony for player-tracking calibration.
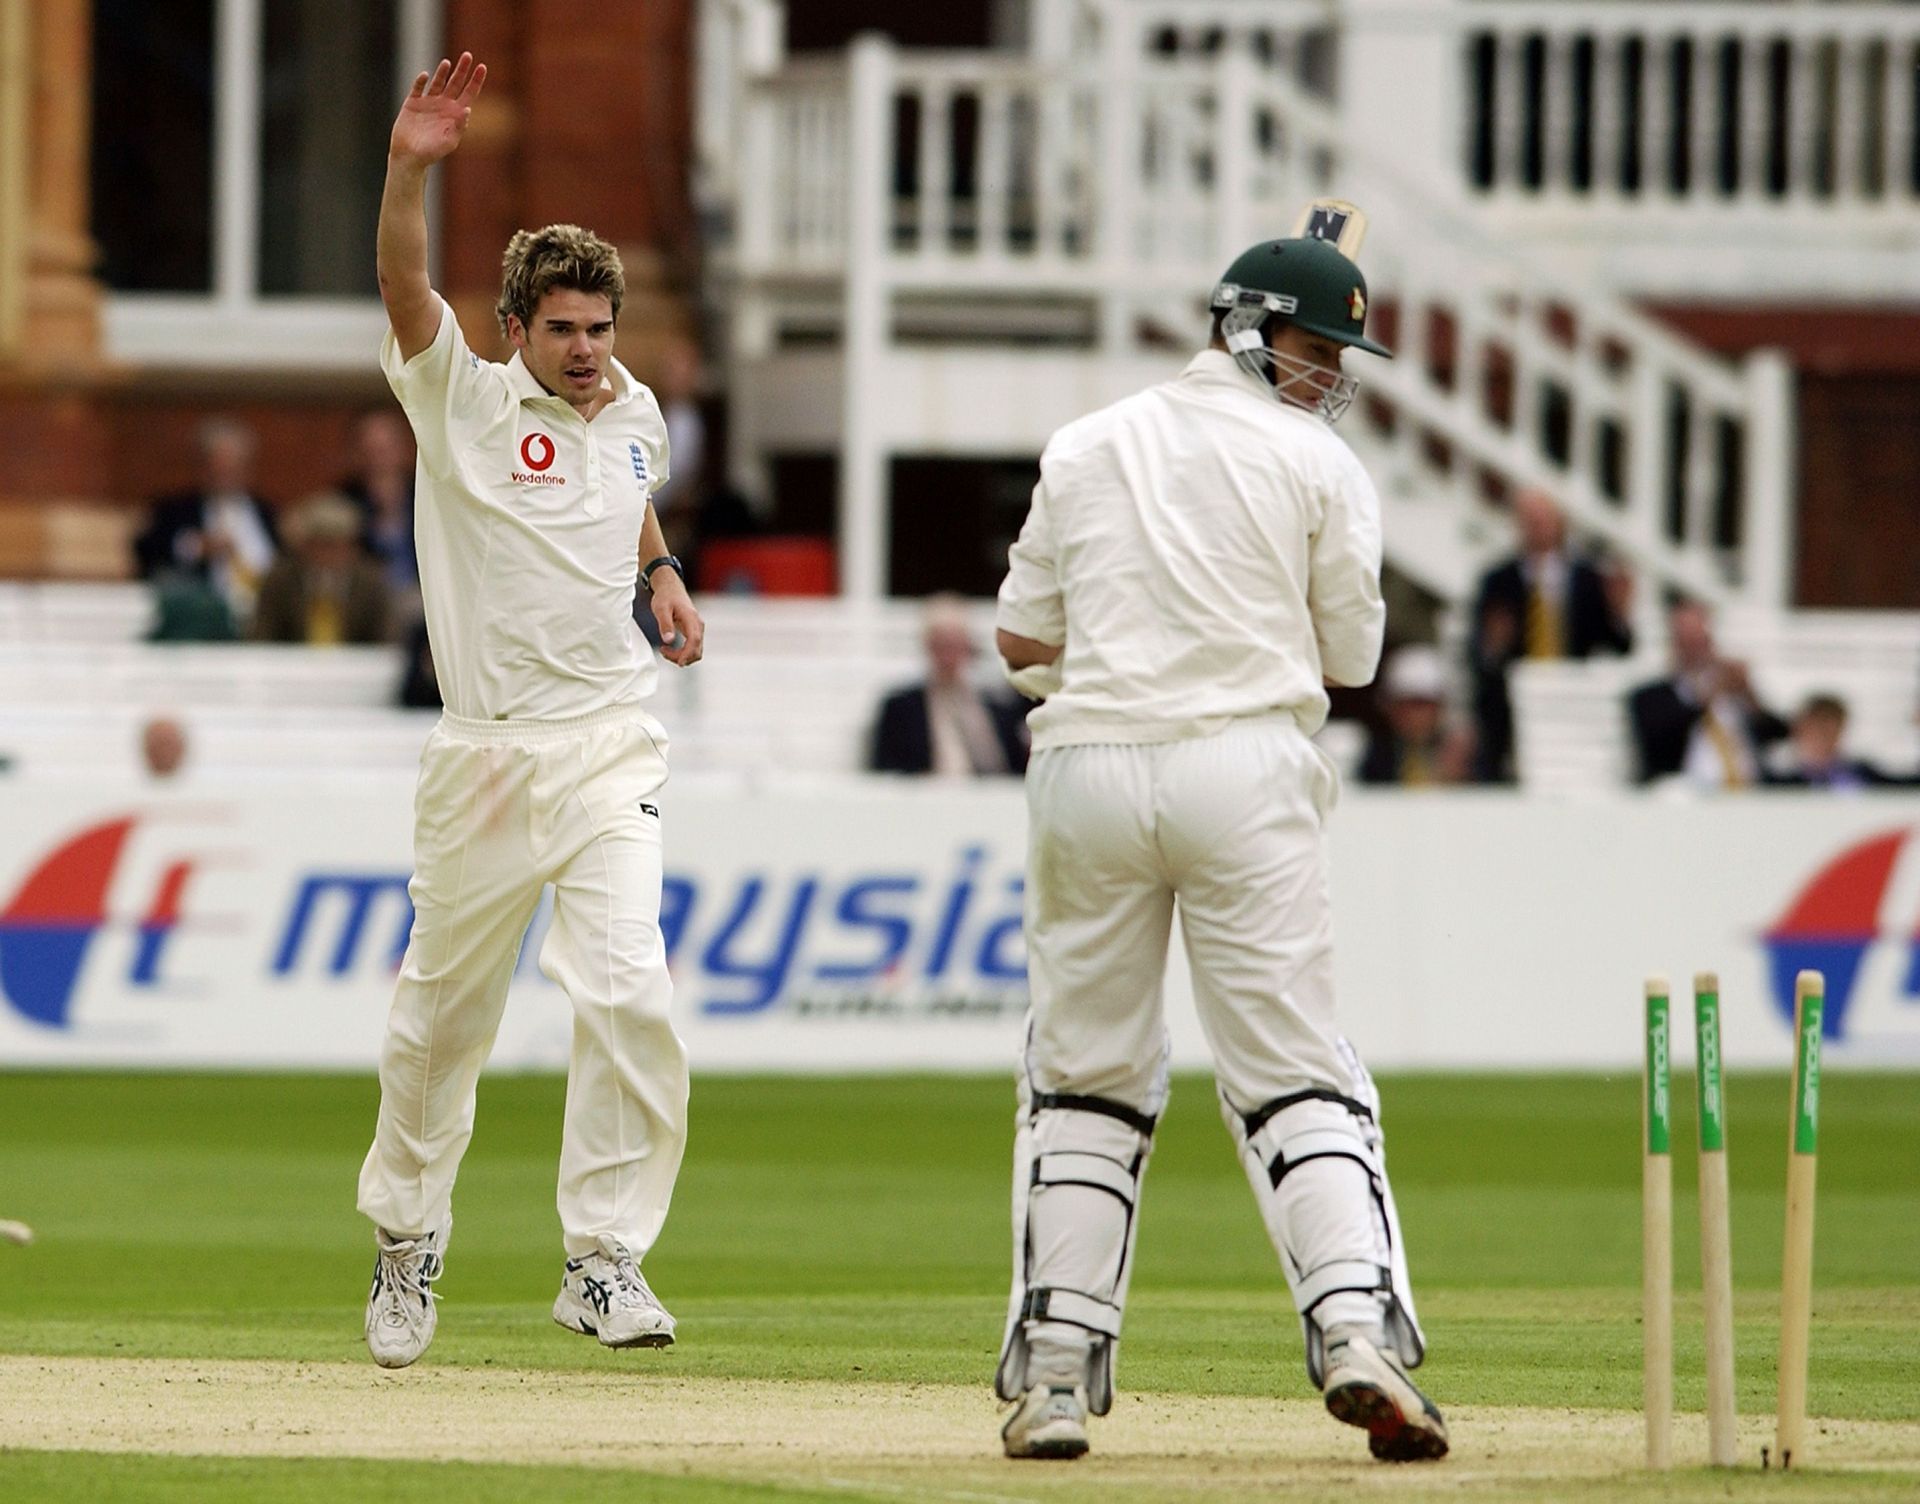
[702,4,1817,617]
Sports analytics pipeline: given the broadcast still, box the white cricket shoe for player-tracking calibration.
[1001,1383,1090,1460]
[552,1234,676,1348]
[365,1223,447,1370]
[1321,1327,1450,1462]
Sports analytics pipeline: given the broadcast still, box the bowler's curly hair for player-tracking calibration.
[495,224,625,336]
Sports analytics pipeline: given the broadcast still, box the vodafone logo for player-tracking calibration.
[511,431,565,487]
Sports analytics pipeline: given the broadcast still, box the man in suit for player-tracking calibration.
[1467,488,1633,781]
[133,418,280,626]
[870,595,1029,776]
[1629,599,1788,788]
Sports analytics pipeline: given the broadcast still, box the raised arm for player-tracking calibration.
[380,52,488,360]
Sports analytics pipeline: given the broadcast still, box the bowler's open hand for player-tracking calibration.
[392,52,488,165]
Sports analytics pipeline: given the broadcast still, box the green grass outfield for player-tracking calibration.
[0,1070,1915,1502]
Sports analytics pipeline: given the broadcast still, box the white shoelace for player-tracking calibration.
[601,1242,661,1312]
[377,1237,443,1310]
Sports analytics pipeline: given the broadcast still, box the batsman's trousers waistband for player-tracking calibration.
[436,702,651,745]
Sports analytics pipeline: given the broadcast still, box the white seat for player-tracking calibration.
[0,643,404,710]
[0,581,153,645]
[0,705,437,777]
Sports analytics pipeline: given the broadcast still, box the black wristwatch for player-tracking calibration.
[642,554,685,591]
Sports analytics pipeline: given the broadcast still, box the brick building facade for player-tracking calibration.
[2,0,699,577]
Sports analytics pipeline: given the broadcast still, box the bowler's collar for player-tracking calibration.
[504,350,641,411]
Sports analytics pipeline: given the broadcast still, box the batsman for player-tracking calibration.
[992,212,1449,1463]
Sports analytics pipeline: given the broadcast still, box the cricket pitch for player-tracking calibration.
[4,1356,1918,1503]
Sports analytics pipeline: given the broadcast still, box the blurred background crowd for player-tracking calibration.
[3,0,1917,794]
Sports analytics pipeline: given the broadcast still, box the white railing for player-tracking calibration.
[1033,0,1341,94]
[1463,2,1920,215]
[704,1,1920,297]
[878,55,1096,284]
[1047,0,1920,296]
[736,59,854,281]
[1224,62,1792,609]
[726,30,1792,610]
[694,0,784,222]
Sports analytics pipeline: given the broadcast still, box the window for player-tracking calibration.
[258,2,401,297]
[92,0,216,293]
[91,0,439,368]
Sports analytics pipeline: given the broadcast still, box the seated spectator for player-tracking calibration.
[146,578,238,642]
[133,417,279,627]
[870,595,1029,777]
[140,717,189,780]
[1628,599,1788,788]
[339,406,418,595]
[250,493,393,646]
[1763,694,1899,790]
[1358,646,1474,787]
[1467,488,1633,782]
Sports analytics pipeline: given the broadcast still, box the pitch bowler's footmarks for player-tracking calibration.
[4,1357,1919,1497]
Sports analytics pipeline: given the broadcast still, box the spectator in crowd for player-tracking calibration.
[340,406,418,596]
[133,417,280,627]
[1763,693,1900,790]
[250,492,394,646]
[1467,488,1633,782]
[1358,646,1474,787]
[145,578,239,642]
[1628,599,1788,788]
[139,716,189,780]
[870,595,1030,777]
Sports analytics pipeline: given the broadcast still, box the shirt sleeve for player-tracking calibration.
[379,299,510,481]
[645,391,672,498]
[1308,446,1387,688]
[996,475,1067,645]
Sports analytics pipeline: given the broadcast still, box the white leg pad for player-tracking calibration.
[1339,1037,1426,1360]
[996,1085,1159,1415]
[1221,1059,1427,1387]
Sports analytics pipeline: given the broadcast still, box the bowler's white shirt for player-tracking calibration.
[997,349,1384,750]
[381,302,670,721]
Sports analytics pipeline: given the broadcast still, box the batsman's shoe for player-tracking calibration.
[365,1223,447,1370]
[1321,1328,1450,1462]
[553,1234,676,1348]
[1001,1383,1090,1460]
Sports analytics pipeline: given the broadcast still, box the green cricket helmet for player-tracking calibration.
[1211,237,1390,357]
[1210,237,1389,423]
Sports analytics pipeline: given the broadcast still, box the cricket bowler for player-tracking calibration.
[991,232,1449,1461]
[357,52,704,1368]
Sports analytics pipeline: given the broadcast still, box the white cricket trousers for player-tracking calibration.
[357,704,688,1259]
[1023,714,1354,1108]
